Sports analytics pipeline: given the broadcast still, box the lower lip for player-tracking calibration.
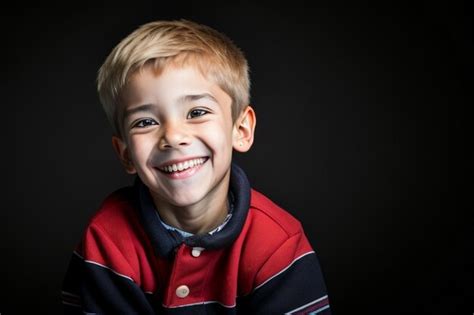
[157,159,208,180]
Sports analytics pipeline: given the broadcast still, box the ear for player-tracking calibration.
[233,105,256,152]
[111,135,137,174]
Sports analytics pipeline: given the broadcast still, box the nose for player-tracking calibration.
[158,121,191,150]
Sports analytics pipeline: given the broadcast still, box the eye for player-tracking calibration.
[188,109,209,119]
[133,118,158,128]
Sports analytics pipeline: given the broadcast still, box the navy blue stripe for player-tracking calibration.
[83,261,156,314]
[62,253,156,314]
[237,253,331,314]
[62,249,330,314]
[159,303,237,314]
[62,253,84,305]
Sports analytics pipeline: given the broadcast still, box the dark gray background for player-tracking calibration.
[1,1,472,314]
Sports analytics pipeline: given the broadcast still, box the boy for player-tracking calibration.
[62,19,331,314]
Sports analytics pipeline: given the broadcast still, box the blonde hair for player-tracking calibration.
[97,19,250,139]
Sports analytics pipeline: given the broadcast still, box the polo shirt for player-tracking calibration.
[62,164,331,314]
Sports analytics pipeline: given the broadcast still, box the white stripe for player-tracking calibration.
[83,259,135,282]
[62,300,82,308]
[253,251,316,292]
[285,295,329,314]
[163,300,236,309]
[310,304,330,314]
[73,251,135,283]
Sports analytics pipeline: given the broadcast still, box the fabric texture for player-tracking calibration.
[62,164,331,314]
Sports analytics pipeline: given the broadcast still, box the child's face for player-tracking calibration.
[112,63,254,208]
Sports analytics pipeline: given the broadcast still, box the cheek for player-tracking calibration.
[129,136,156,162]
[198,123,233,155]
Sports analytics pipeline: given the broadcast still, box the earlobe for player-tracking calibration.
[233,105,256,153]
[111,136,137,174]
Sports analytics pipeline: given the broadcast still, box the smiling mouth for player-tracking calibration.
[157,157,209,174]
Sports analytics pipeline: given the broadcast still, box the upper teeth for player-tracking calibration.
[160,158,206,173]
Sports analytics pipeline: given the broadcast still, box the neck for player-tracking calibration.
[151,173,230,235]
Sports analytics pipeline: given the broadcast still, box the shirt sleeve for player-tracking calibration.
[61,224,156,314]
[238,232,331,314]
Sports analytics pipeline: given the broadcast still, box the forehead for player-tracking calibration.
[119,63,233,125]
[122,63,226,103]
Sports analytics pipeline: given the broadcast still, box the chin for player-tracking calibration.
[166,190,207,207]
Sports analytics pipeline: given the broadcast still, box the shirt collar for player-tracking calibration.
[135,163,250,259]
[157,212,233,238]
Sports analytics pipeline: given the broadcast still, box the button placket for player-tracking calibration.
[166,244,211,305]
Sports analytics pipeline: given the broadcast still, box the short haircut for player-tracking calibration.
[97,19,250,139]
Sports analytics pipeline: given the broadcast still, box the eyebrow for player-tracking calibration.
[123,93,219,119]
[123,104,155,120]
[178,93,219,104]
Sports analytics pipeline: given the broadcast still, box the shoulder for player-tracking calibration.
[241,188,309,260]
[74,185,149,283]
[85,185,140,236]
[77,184,147,261]
[248,188,303,237]
[236,189,314,295]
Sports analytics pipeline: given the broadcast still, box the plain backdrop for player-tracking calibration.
[1,2,472,314]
